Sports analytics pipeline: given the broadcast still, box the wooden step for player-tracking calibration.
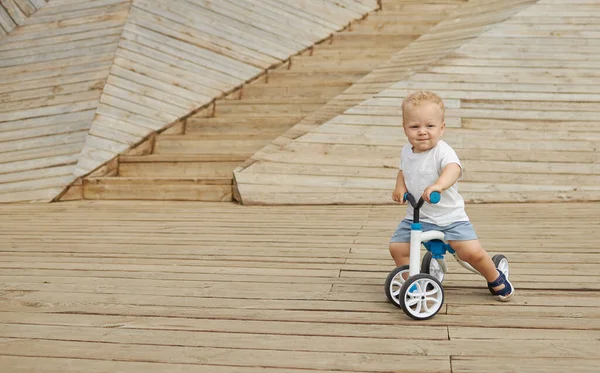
[119,154,248,163]
[213,103,323,116]
[283,58,387,73]
[260,71,366,86]
[380,2,464,12]
[185,117,302,134]
[342,24,441,35]
[118,159,239,178]
[319,34,417,44]
[297,49,406,59]
[231,85,350,102]
[153,135,272,156]
[83,177,232,201]
[117,162,237,178]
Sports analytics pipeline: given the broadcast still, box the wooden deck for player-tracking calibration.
[234,0,600,205]
[1,200,600,372]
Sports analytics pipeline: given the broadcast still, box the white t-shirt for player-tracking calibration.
[400,140,469,226]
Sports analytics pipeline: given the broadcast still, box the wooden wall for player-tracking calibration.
[0,0,131,203]
[0,0,48,38]
[73,0,379,178]
[235,0,600,204]
[0,0,378,202]
[74,0,467,203]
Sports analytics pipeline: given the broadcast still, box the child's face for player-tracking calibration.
[402,102,445,153]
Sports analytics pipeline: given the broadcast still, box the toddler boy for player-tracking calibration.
[389,91,514,301]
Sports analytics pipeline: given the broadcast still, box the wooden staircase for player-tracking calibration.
[79,0,467,201]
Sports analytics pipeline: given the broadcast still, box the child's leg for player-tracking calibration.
[447,239,496,280]
[389,242,410,280]
[389,220,411,271]
[389,242,410,268]
[447,239,512,295]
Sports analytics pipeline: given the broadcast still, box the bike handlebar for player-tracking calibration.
[403,191,441,207]
[403,191,440,224]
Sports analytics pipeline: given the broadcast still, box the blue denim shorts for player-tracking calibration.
[390,219,478,243]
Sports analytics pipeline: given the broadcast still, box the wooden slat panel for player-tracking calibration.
[118,160,239,178]
[71,0,378,187]
[83,178,233,201]
[1,0,27,26]
[0,30,121,59]
[235,0,600,205]
[94,0,463,202]
[0,1,128,202]
[0,186,63,202]
[5,15,127,43]
[2,0,376,202]
[0,0,47,37]
[0,143,82,164]
[28,0,48,9]
[0,8,18,34]
[0,356,376,373]
[199,0,325,42]
[22,1,129,25]
[121,24,257,81]
[453,357,600,373]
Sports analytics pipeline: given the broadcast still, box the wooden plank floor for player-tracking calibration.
[1,200,599,372]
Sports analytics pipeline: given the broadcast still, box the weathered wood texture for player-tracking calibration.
[81,0,466,202]
[0,0,48,38]
[235,0,600,205]
[0,0,378,203]
[74,0,380,178]
[0,0,132,203]
[0,200,599,372]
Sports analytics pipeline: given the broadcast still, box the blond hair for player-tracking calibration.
[402,91,445,121]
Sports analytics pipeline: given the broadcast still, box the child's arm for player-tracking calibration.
[422,163,462,203]
[392,170,408,203]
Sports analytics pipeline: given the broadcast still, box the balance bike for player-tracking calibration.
[384,192,511,320]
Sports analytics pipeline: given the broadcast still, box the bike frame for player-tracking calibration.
[405,193,481,278]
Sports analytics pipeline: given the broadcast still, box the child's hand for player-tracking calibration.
[392,188,407,203]
[422,184,443,203]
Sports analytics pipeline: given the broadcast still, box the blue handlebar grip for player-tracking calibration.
[403,192,409,201]
[430,191,441,204]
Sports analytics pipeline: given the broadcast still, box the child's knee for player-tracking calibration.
[452,241,486,263]
[463,248,486,263]
[389,242,410,257]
